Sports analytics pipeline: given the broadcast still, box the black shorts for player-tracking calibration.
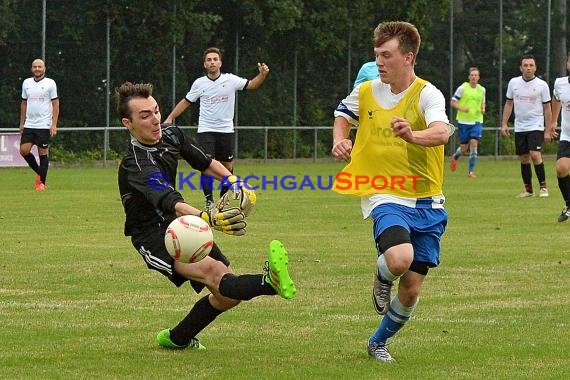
[130,225,230,291]
[515,130,544,155]
[557,140,570,160]
[196,132,234,162]
[20,128,50,148]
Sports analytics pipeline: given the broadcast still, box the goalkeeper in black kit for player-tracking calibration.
[116,81,296,350]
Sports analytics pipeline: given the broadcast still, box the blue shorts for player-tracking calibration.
[457,122,483,144]
[371,203,447,267]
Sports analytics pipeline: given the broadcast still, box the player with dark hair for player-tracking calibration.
[332,21,452,362]
[19,58,59,191]
[116,81,296,350]
[164,47,269,209]
[501,54,554,198]
[552,53,570,221]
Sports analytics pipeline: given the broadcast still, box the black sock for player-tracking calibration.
[219,273,276,300]
[170,295,223,346]
[534,162,546,187]
[201,173,214,203]
[23,153,40,175]
[558,175,570,207]
[521,163,532,192]
[39,155,49,184]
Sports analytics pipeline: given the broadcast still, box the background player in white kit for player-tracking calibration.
[19,58,59,191]
[165,47,269,208]
[501,54,553,198]
[551,52,570,222]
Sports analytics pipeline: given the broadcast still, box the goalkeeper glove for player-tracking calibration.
[200,207,246,236]
[222,175,256,216]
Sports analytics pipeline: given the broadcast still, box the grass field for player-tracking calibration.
[1,158,568,379]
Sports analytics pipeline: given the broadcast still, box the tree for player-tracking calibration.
[1,0,568,159]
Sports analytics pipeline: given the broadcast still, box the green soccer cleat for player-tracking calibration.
[156,329,206,350]
[265,240,297,300]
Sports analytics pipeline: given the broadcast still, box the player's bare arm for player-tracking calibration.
[19,100,27,133]
[501,99,513,136]
[245,63,269,90]
[164,98,191,124]
[551,98,561,139]
[450,99,468,113]
[543,102,553,142]
[390,117,450,146]
[51,98,59,137]
[332,116,353,162]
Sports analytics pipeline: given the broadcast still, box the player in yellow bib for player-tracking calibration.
[332,21,453,362]
[450,67,486,177]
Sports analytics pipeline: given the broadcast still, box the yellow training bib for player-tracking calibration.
[333,78,444,198]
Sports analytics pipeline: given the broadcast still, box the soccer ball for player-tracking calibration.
[164,215,214,263]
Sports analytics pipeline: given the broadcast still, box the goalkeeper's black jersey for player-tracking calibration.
[118,125,211,237]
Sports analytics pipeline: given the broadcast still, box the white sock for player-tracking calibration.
[377,254,399,283]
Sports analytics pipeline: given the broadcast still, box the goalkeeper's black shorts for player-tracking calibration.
[131,225,231,291]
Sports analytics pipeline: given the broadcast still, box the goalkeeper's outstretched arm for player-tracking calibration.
[173,201,202,217]
[202,159,233,181]
[202,158,256,217]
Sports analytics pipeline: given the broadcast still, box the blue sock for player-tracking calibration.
[370,295,418,344]
[469,147,477,173]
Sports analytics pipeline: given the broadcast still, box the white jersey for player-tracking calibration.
[334,78,449,218]
[21,77,58,129]
[505,76,551,132]
[185,73,248,133]
[553,76,570,142]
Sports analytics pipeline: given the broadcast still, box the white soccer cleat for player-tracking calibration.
[367,341,394,362]
[516,191,534,198]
